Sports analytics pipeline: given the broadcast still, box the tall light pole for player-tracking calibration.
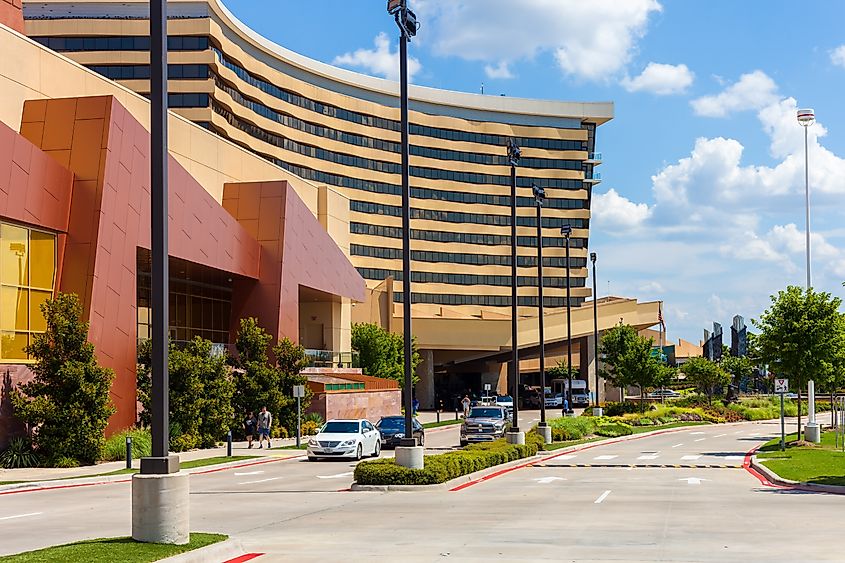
[133,0,189,545]
[533,185,549,438]
[797,107,820,443]
[388,0,423,466]
[591,252,602,416]
[506,138,523,442]
[561,225,573,415]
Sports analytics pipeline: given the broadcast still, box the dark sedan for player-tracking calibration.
[376,416,425,448]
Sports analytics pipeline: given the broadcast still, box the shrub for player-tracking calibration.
[302,412,324,426]
[354,437,540,486]
[52,456,79,468]
[101,428,152,462]
[602,402,641,417]
[0,437,40,469]
[594,422,633,438]
[549,416,596,441]
[271,426,289,439]
[10,293,115,466]
[301,421,319,436]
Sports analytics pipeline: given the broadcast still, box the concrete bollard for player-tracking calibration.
[132,472,190,545]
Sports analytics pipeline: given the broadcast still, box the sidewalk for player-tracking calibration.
[0,436,304,483]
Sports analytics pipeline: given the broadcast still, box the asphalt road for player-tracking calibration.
[1,416,841,562]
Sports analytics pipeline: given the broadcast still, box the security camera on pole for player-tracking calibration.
[387,0,424,468]
[797,108,821,444]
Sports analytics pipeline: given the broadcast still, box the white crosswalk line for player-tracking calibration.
[714,434,727,438]
[724,455,745,461]
[238,477,281,485]
[638,454,660,460]
[694,438,706,442]
[671,443,683,448]
[594,490,612,504]
[681,455,701,461]
[593,455,618,461]
[0,512,41,521]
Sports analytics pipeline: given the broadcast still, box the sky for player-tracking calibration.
[220,0,845,343]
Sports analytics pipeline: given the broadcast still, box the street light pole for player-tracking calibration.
[388,0,423,466]
[797,107,820,443]
[533,185,547,430]
[561,226,573,415]
[507,139,522,439]
[591,252,601,416]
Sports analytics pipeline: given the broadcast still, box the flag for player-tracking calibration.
[658,303,666,331]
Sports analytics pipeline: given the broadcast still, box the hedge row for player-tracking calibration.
[353,434,543,486]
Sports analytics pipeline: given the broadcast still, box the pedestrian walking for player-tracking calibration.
[412,397,419,415]
[243,411,257,449]
[461,395,471,418]
[257,406,273,449]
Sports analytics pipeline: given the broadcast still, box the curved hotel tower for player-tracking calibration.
[24,0,611,314]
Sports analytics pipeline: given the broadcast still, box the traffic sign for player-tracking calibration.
[293,385,306,398]
[484,383,491,391]
[775,378,788,394]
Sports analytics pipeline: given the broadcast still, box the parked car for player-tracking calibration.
[495,394,514,418]
[307,419,381,461]
[376,415,425,448]
[545,393,564,407]
[648,389,680,398]
[460,406,510,447]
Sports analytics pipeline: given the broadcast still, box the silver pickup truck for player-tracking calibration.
[460,406,510,447]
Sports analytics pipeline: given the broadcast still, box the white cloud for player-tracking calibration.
[690,70,779,117]
[830,45,845,68]
[638,281,665,293]
[332,33,421,82]
[621,62,694,95]
[591,188,651,231]
[413,0,662,81]
[484,61,514,80]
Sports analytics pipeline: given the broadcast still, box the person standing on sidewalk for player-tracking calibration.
[243,411,257,449]
[461,395,471,418]
[257,406,273,449]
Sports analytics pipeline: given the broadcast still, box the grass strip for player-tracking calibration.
[422,419,464,429]
[0,533,226,562]
[757,431,845,486]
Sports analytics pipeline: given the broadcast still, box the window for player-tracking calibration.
[33,35,210,52]
[0,222,56,361]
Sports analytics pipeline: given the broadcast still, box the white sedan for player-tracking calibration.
[307,419,381,461]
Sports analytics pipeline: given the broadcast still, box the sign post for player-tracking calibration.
[775,378,788,451]
[293,385,306,448]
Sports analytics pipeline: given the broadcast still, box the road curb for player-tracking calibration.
[158,538,245,563]
[350,454,543,492]
[751,455,845,495]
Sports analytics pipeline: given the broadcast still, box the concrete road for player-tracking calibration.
[2,417,840,561]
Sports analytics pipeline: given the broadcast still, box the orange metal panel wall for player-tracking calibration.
[0,0,23,34]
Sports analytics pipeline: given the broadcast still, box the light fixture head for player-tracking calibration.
[560,225,572,237]
[590,252,596,263]
[506,138,521,166]
[532,184,546,205]
[797,108,815,126]
[387,0,403,14]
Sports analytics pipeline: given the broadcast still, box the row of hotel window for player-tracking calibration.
[212,103,587,189]
[350,223,587,248]
[393,293,584,308]
[35,35,593,152]
[350,201,589,229]
[349,244,588,269]
[0,222,56,362]
[356,268,586,289]
[213,75,584,170]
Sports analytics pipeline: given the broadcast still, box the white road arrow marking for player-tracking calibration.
[317,472,354,479]
[681,455,701,461]
[594,490,612,504]
[534,476,566,484]
[0,512,41,521]
[233,470,264,476]
[678,477,708,485]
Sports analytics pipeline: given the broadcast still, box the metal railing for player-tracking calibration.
[304,349,359,368]
[588,152,602,161]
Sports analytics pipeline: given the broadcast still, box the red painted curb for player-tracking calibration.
[449,425,700,492]
[221,554,264,563]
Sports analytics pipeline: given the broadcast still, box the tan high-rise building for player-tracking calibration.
[14,1,664,409]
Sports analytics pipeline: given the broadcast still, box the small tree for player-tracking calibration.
[720,354,754,389]
[683,357,730,405]
[753,286,845,440]
[352,323,421,387]
[11,293,115,466]
[138,337,234,451]
[273,336,310,434]
[599,324,661,412]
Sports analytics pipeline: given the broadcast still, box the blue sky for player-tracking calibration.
[222,0,845,342]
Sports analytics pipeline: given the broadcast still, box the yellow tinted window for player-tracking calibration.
[0,223,28,286]
[29,231,55,289]
[29,290,52,333]
[1,331,28,360]
[0,286,27,331]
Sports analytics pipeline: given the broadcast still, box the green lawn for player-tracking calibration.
[757,431,845,486]
[423,418,464,429]
[272,444,308,450]
[628,421,709,434]
[0,456,258,485]
[0,533,226,562]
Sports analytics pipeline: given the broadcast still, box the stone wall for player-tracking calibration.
[308,389,401,423]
